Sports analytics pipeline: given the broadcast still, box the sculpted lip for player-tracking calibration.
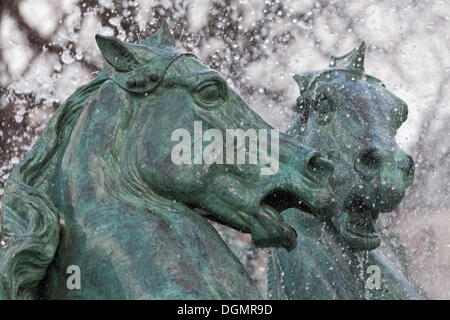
[259,189,315,216]
[346,221,377,239]
[252,203,298,251]
[252,188,326,250]
[255,176,337,216]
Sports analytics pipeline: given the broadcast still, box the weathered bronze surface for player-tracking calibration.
[0,21,338,299]
[268,43,425,299]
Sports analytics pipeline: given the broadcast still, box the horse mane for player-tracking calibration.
[0,73,108,299]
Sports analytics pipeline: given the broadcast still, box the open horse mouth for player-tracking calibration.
[340,212,380,250]
[335,193,381,250]
[247,189,319,251]
[262,189,315,215]
[193,188,320,251]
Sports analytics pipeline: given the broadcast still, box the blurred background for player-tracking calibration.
[0,0,448,298]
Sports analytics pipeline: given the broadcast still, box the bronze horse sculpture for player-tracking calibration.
[0,22,338,299]
[268,43,425,299]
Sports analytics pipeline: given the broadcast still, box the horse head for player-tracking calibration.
[93,21,338,250]
[289,42,414,250]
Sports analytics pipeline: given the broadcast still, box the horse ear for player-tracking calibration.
[293,74,308,94]
[347,41,365,71]
[95,35,140,72]
[329,41,366,71]
[293,73,314,95]
[292,73,314,122]
[142,19,177,49]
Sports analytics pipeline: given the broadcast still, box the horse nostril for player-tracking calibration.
[355,148,383,179]
[360,148,383,168]
[304,152,334,181]
[397,154,415,182]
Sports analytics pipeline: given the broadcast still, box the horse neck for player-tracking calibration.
[55,81,191,220]
[56,81,132,213]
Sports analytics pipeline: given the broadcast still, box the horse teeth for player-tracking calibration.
[126,79,136,87]
[149,73,159,82]
[136,79,147,87]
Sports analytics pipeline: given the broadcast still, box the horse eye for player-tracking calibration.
[196,82,222,102]
[313,95,333,114]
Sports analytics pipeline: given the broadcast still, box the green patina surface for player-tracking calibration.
[267,43,425,299]
[0,21,338,299]
[0,21,424,300]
